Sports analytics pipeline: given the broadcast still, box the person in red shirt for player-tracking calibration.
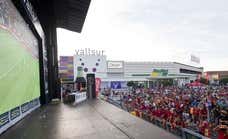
[199,120,209,136]
[214,125,228,139]
[193,107,199,121]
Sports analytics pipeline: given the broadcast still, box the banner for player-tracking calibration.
[111,81,122,89]
[95,78,101,96]
[59,56,74,80]
[95,78,101,92]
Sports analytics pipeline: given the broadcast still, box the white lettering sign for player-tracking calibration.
[191,55,200,63]
[75,48,105,56]
[107,61,123,69]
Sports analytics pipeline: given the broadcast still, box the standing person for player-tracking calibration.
[214,125,228,139]
[214,110,228,139]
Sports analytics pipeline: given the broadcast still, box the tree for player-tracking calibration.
[199,77,208,84]
[161,79,173,87]
[220,78,228,85]
[127,81,135,87]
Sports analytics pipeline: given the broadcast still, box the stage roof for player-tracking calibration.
[30,0,91,33]
[54,0,91,32]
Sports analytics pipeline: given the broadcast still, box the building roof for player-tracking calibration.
[111,61,203,70]
[173,62,203,69]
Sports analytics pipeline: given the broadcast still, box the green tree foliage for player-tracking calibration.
[161,79,173,87]
[220,78,228,85]
[127,81,135,87]
[199,77,208,84]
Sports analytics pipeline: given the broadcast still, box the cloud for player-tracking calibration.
[57,0,228,71]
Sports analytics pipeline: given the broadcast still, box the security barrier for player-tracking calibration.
[182,128,210,139]
[107,98,122,108]
[140,112,215,139]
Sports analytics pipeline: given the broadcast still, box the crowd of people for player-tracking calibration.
[103,86,228,139]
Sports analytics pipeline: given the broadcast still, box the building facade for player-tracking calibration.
[72,54,203,89]
[103,61,203,88]
[204,71,228,84]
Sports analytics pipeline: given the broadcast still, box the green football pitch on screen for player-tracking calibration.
[0,28,40,115]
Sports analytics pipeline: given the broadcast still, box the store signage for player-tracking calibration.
[108,61,123,69]
[151,69,168,77]
[75,48,105,56]
[191,55,200,64]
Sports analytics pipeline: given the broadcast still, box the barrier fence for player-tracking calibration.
[103,97,218,139]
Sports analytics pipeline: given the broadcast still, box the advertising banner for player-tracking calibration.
[95,78,101,95]
[111,81,122,89]
[59,56,74,80]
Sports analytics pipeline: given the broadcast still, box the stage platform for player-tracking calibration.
[0,100,179,139]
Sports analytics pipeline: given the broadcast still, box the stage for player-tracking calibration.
[0,99,179,139]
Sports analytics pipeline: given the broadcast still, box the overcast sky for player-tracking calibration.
[57,0,228,71]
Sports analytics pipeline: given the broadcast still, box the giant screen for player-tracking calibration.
[0,0,40,128]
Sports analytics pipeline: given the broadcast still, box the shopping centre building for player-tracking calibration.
[103,61,203,88]
[59,53,204,89]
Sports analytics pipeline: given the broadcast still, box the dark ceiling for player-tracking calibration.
[54,0,91,33]
[30,0,91,33]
